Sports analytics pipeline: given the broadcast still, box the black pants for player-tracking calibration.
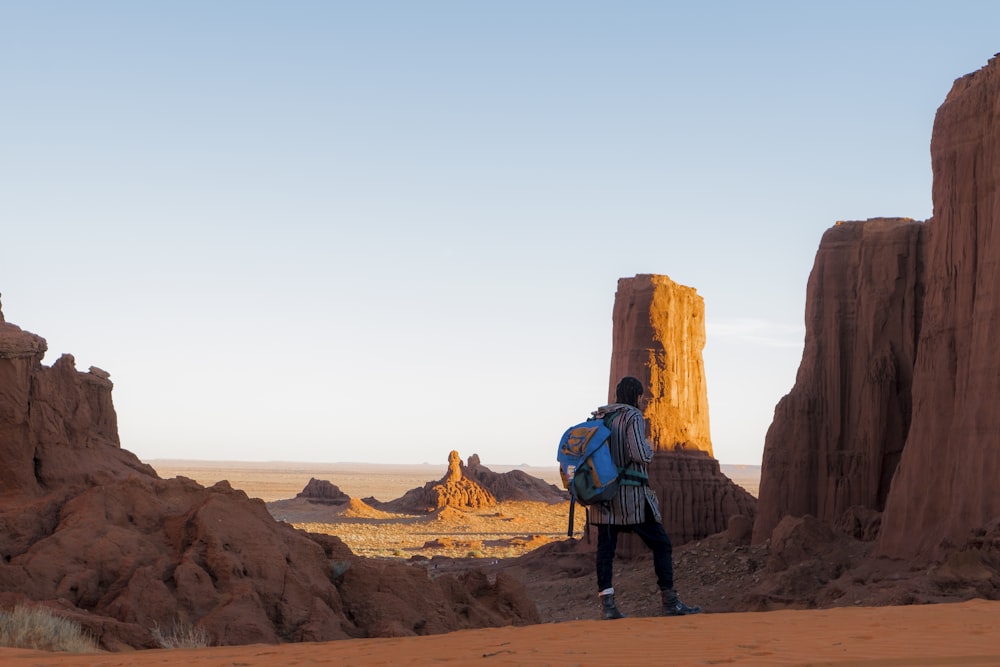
[595,505,674,592]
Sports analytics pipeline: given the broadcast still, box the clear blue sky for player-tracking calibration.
[2,2,997,467]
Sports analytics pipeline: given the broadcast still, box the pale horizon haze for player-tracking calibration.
[3,3,998,468]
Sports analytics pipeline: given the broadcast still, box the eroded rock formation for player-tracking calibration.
[0,319,152,494]
[609,274,713,455]
[755,54,1000,564]
[372,451,497,512]
[878,55,1000,560]
[464,454,567,503]
[753,218,924,543]
[649,450,758,545]
[605,275,756,553]
[0,309,538,648]
[297,477,350,505]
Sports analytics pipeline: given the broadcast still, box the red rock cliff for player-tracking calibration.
[753,218,924,543]
[878,55,1000,559]
[0,317,153,494]
[754,55,1000,562]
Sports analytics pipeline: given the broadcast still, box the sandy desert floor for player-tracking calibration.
[19,459,982,666]
[4,599,1000,666]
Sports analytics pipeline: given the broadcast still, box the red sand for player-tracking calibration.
[4,599,999,666]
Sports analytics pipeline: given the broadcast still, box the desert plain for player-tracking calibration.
[3,459,996,666]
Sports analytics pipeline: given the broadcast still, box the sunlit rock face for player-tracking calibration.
[605,275,755,552]
[752,218,924,544]
[878,55,1000,560]
[608,274,713,456]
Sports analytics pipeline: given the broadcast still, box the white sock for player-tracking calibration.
[598,587,614,597]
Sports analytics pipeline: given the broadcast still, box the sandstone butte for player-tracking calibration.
[0,307,539,649]
[606,274,756,552]
[754,53,1000,563]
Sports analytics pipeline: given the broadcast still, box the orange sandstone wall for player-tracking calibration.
[608,274,713,456]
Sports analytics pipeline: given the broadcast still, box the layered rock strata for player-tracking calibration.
[753,218,924,543]
[650,450,758,545]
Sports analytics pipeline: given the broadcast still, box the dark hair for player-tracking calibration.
[615,376,644,408]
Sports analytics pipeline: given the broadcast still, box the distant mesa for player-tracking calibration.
[296,477,350,505]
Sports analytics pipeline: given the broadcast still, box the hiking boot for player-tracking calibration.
[662,589,702,616]
[600,593,625,620]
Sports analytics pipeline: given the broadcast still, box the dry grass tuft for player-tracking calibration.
[151,621,211,649]
[0,605,98,653]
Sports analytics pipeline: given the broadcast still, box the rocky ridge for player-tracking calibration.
[0,306,539,649]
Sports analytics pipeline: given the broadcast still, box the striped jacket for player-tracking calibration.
[587,403,662,526]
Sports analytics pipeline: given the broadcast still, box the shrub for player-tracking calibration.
[331,559,351,578]
[0,605,98,653]
[151,621,211,649]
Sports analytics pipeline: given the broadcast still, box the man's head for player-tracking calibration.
[615,376,644,408]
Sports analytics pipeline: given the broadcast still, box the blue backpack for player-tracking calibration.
[557,415,622,507]
[557,409,650,536]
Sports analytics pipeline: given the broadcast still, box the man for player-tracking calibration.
[589,376,702,619]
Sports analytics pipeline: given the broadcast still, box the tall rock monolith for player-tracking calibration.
[878,55,1000,560]
[752,218,924,543]
[609,274,713,456]
[606,275,756,552]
